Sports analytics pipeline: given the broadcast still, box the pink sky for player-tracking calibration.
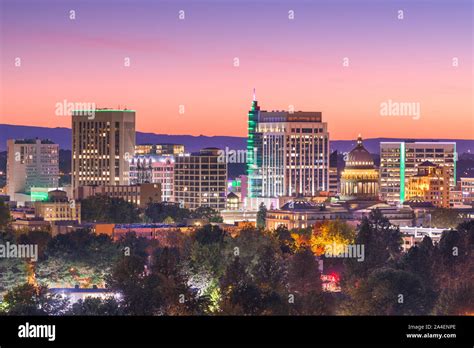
[1,0,472,139]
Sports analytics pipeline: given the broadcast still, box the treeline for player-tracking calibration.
[1,210,473,316]
[80,196,222,224]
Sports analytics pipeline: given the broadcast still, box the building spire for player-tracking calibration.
[253,88,256,102]
[357,134,362,146]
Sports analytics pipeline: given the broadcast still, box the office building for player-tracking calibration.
[6,139,59,203]
[379,141,456,203]
[129,155,175,201]
[174,148,227,210]
[247,97,330,198]
[72,109,135,191]
[405,161,450,208]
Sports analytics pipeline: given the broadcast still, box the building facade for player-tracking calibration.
[34,190,81,223]
[405,161,450,208]
[247,95,330,199]
[174,148,227,210]
[6,139,59,203]
[129,155,175,201]
[72,109,135,191]
[266,199,350,230]
[248,107,329,199]
[135,143,184,156]
[340,136,379,200]
[76,183,161,208]
[379,142,456,203]
[460,177,474,205]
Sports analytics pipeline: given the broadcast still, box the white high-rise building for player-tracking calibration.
[6,139,59,203]
[256,111,330,197]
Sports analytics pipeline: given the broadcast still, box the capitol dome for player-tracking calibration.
[345,135,375,169]
[340,135,379,201]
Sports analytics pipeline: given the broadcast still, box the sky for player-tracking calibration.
[0,0,472,139]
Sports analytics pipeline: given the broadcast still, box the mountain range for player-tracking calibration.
[1,124,473,154]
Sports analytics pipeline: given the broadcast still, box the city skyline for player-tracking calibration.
[0,0,473,335]
[1,0,472,139]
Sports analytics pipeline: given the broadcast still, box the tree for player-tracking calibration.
[429,208,461,229]
[163,216,175,224]
[68,297,125,315]
[17,231,52,261]
[272,225,296,254]
[343,209,402,280]
[256,202,267,229]
[310,220,355,256]
[3,283,69,315]
[251,244,285,291]
[220,256,248,291]
[0,200,11,230]
[106,255,159,315]
[343,268,429,315]
[399,236,436,288]
[219,257,287,316]
[191,206,223,223]
[81,195,140,223]
[286,248,332,315]
[145,202,190,223]
[288,248,322,295]
[194,224,226,245]
[432,283,474,315]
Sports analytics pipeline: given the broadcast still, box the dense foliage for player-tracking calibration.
[0,211,473,316]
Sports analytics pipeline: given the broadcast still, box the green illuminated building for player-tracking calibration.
[380,141,456,204]
[246,92,262,198]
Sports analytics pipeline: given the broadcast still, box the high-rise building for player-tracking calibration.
[135,144,184,156]
[247,94,262,198]
[379,142,456,203]
[174,148,227,210]
[248,105,329,198]
[72,109,135,192]
[405,161,450,208]
[6,139,59,203]
[340,136,379,200]
[129,155,175,201]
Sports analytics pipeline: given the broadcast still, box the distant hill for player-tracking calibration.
[1,124,473,154]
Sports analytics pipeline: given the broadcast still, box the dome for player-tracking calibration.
[345,135,375,169]
[280,199,324,211]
